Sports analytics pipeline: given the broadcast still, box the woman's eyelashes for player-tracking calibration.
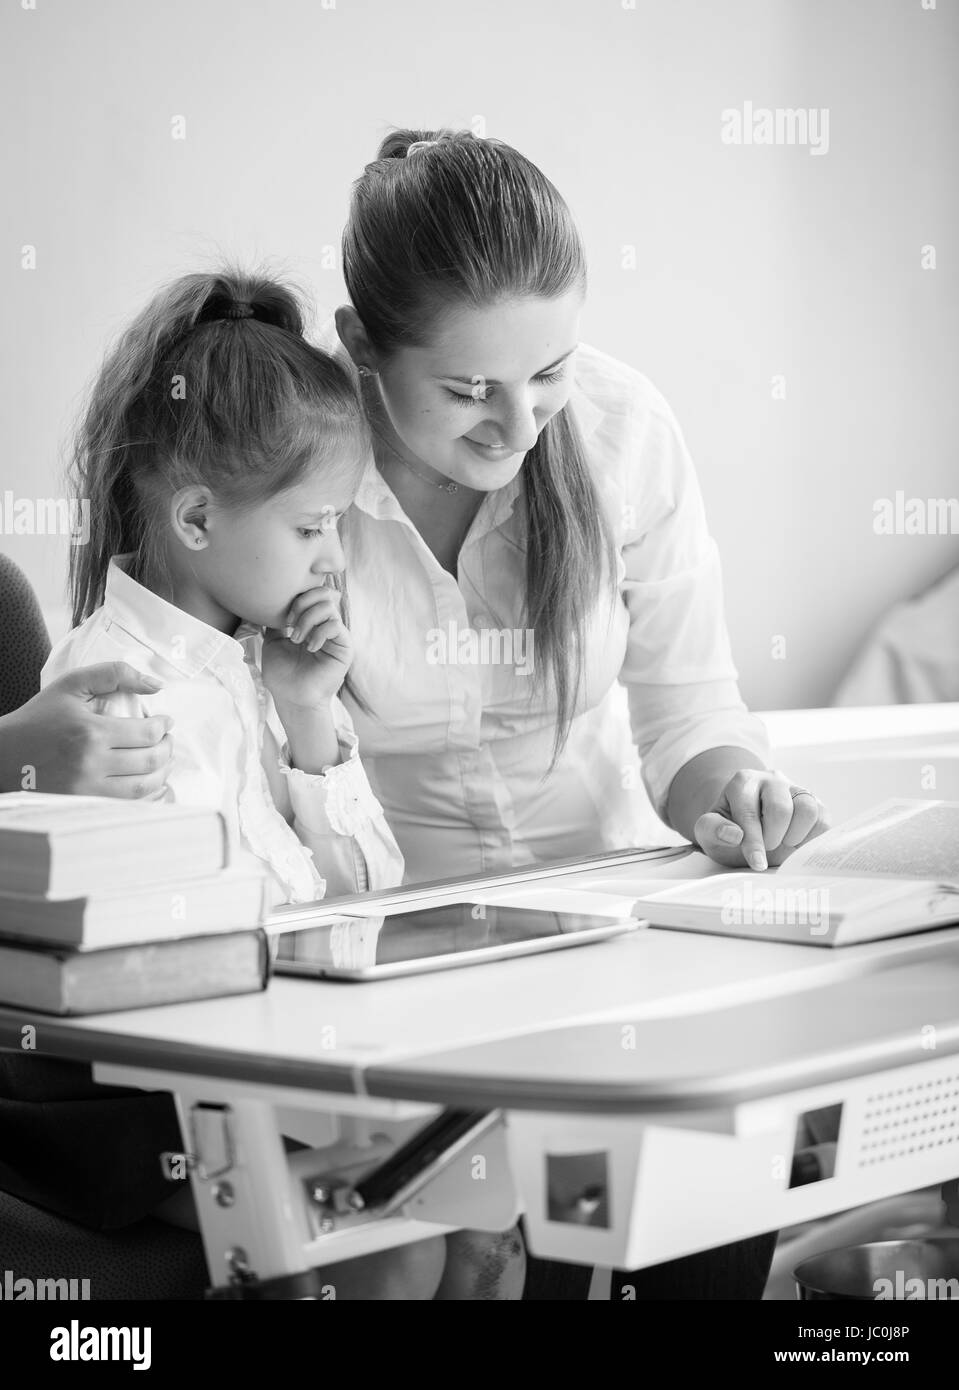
[445,367,568,407]
[297,514,342,539]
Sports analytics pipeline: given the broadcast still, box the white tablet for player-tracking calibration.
[271,900,642,981]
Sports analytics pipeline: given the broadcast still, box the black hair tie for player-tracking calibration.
[224,302,255,319]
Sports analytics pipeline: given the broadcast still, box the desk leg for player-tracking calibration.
[170,1091,314,1293]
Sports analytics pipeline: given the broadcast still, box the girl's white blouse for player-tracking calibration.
[320,329,771,884]
[40,556,404,907]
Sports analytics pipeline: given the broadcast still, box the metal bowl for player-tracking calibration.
[794,1238,959,1300]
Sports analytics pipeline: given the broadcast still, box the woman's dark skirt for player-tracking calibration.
[522,1222,778,1300]
[0,1054,186,1230]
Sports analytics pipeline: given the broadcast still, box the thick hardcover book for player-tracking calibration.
[0,866,267,949]
[0,792,230,898]
[0,928,270,1015]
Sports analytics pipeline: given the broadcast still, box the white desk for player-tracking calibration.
[1,703,957,1295]
[760,701,959,823]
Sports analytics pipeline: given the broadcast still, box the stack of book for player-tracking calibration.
[0,792,270,1014]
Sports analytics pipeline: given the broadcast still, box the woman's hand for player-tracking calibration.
[261,584,353,711]
[694,768,829,871]
[0,663,174,798]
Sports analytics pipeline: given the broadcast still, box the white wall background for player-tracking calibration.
[2,0,956,710]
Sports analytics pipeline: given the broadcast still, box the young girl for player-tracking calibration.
[35,267,522,1298]
[47,269,402,908]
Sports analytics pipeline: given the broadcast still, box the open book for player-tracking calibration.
[626,800,959,947]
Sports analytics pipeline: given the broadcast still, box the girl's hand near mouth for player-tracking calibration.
[261,584,354,712]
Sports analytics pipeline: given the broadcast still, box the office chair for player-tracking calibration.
[0,550,52,718]
[0,552,208,1299]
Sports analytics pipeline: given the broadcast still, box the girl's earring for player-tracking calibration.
[357,365,378,378]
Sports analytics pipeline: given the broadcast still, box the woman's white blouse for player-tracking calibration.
[40,556,404,907]
[321,330,771,884]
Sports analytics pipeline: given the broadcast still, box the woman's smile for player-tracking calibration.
[463,434,516,459]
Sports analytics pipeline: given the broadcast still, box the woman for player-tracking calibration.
[314,126,827,1297]
[324,130,825,898]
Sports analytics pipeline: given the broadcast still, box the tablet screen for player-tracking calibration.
[272,901,639,979]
